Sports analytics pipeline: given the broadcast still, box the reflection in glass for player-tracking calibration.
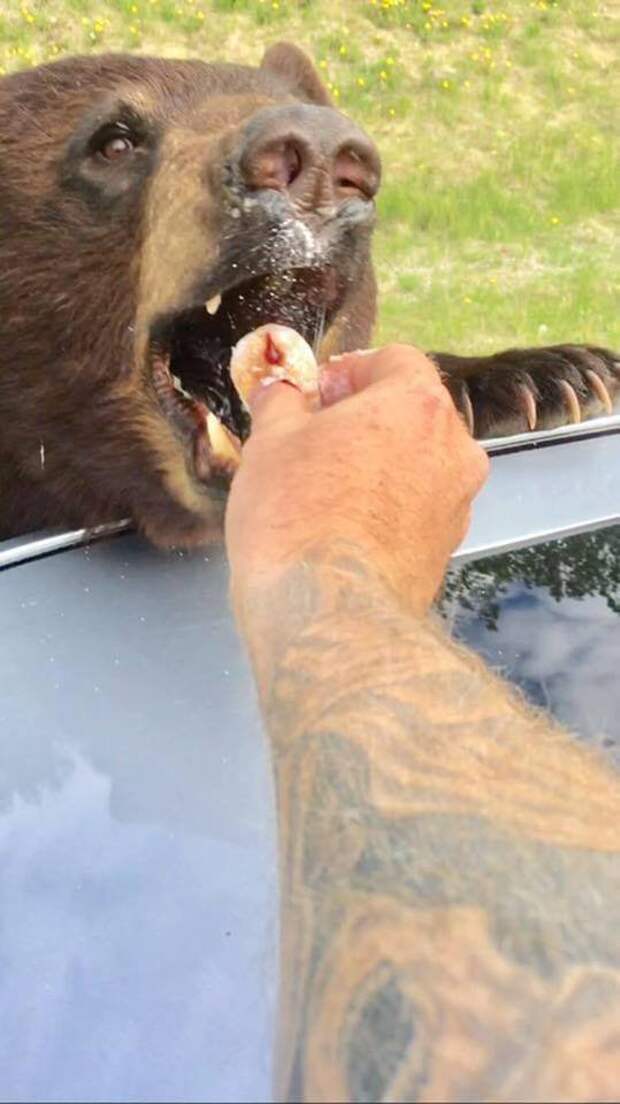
[443,526,620,759]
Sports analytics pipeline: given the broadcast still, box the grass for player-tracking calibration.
[1,0,618,354]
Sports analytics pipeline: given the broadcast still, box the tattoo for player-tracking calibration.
[240,545,620,1102]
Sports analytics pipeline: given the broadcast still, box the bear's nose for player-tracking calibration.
[237,103,381,209]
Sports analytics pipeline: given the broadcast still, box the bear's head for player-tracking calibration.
[0,45,380,545]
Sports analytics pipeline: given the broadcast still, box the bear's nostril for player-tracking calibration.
[283,141,302,187]
[243,137,304,193]
[333,144,380,201]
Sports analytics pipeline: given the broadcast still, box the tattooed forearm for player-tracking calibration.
[237,545,620,1103]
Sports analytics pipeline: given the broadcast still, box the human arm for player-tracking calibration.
[226,346,620,1103]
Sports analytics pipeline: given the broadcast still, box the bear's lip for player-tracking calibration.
[147,265,340,481]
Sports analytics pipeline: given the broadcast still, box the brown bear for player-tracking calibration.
[0,44,618,547]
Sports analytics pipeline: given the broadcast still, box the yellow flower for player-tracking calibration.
[356,76,365,87]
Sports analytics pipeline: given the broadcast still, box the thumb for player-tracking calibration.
[247,379,312,435]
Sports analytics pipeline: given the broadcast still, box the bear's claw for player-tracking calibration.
[557,378,582,425]
[517,382,538,431]
[437,344,620,439]
[584,368,613,414]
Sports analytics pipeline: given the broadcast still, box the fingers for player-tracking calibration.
[319,344,441,407]
[320,344,489,497]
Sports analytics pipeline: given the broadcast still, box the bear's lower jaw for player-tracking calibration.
[137,483,228,550]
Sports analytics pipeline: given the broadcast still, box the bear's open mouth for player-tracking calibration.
[148,266,340,479]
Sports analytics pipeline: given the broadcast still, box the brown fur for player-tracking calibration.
[0,46,377,545]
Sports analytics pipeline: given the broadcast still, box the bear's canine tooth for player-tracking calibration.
[207,411,241,466]
[172,374,192,400]
[205,293,222,316]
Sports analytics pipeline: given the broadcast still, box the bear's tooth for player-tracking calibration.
[172,374,192,399]
[207,412,241,467]
[206,293,222,316]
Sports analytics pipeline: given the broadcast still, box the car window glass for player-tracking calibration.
[443,525,620,763]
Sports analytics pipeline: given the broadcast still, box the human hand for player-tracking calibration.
[225,344,489,616]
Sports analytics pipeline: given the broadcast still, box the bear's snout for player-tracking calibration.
[236,103,381,215]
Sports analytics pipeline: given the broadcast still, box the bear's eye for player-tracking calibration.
[101,134,135,160]
[91,123,138,163]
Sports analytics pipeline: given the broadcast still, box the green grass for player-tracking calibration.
[1,0,619,354]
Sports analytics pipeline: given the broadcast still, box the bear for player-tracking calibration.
[0,43,618,547]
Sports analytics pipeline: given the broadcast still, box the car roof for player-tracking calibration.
[0,417,619,1101]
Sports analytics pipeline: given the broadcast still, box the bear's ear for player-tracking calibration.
[261,42,333,107]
